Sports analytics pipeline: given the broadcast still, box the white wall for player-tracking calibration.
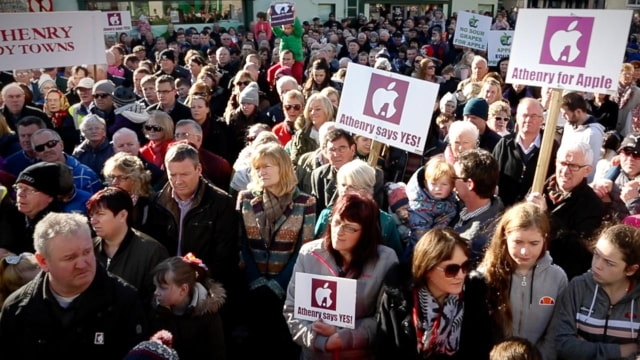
[452,0,499,13]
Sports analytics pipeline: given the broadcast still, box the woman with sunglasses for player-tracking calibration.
[487,100,511,137]
[377,228,494,359]
[284,191,398,360]
[272,89,304,146]
[415,58,444,84]
[552,224,640,360]
[140,111,175,169]
[478,202,567,360]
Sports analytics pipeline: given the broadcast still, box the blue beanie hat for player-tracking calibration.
[463,97,489,120]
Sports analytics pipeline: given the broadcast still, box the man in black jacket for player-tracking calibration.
[0,212,147,359]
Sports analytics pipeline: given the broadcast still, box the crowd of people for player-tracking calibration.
[1,5,640,360]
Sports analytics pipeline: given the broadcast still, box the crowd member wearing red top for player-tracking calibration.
[272,89,304,146]
[140,111,174,169]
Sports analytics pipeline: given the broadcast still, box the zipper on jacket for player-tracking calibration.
[603,304,613,337]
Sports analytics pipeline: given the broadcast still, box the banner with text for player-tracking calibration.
[506,9,631,94]
[336,63,437,154]
[294,273,357,329]
[0,11,106,70]
[270,1,295,26]
[103,11,132,33]
[488,30,513,66]
[453,11,491,52]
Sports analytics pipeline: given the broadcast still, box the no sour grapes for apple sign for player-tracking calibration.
[506,9,631,94]
[335,63,439,155]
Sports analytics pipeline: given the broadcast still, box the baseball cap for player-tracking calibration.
[76,77,95,89]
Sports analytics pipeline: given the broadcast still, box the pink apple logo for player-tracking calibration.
[311,278,337,310]
[363,73,409,125]
[108,13,122,26]
[540,16,594,68]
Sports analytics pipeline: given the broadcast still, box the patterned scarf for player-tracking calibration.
[259,190,293,246]
[413,287,464,356]
[545,175,571,205]
[612,82,634,110]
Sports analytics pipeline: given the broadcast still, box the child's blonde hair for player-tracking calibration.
[424,157,455,185]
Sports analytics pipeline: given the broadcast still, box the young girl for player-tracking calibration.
[404,157,458,262]
[150,254,226,360]
[0,252,40,308]
[302,58,339,99]
[479,203,567,360]
[269,6,304,84]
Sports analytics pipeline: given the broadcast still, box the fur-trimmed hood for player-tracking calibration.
[189,281,226,316]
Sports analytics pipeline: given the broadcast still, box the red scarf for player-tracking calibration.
[50,110,69,128]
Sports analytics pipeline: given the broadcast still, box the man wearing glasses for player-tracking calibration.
[89,79,116,131]
[527,141,604,279]
[30,128,102,194]
[146,75,191,124]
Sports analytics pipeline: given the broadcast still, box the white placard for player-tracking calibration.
[335,63,438,155]
[0,11,106,70]
[103,11,132,33]
[487,30,513,67]
[293,272,357,329]
[506,9,631,94]
[453,11,492,52]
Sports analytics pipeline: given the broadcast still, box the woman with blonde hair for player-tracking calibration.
[377,228,494,359]
[479,202,567,360]
[272,89,304,146]
[237,142,316,358]
[286,93,334,166]
[139,111,175,168]
[487,100,511,137]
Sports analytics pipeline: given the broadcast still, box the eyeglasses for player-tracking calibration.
[106,174,130,183]
[556,161,589,172]
[175,132,196,140]
[236,80,251,87]
[156,89,174,94]
[284,104,302,111]
[493,116,508,121]
[436,260,472,278]
[144,125,163,132]
[520,113,542,120]
[33,139,59,152]
[331,219,362,234]
[12,184,40,196]
[453,176,468,182]
[620,147,640,159]
[93,93,110,99]
[327,145,350,154]
[2,252,33,265]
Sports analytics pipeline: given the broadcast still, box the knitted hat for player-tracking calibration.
[239,82,260,106]
[124,330,179,360]
[76,77,95,89]
[463,97,489,120]
[93,79,116,95]
[112,86,137,107]
[439,92,457,110]
[385,182,409,213]
[16,162,62,198]
[38,74,56,92]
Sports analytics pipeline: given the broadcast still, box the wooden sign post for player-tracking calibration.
[531,88,562,193]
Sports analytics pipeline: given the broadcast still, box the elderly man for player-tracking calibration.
[147,143,238,289]
[493,98,558,206]
[30,128,102,194]
[528,141,605,279]
[4,116,47,176]
[452,148,504,265]
[174,119,231,190]
[111,127,165,189]
[1,83,48,130]
[146,75,192,123]
[457,55,489,91]
[0,213,146,359]
[72,114,115,175]
[68,77,95,129]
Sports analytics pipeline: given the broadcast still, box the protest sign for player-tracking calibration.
[0,11,105,70]
[294,273,357,329]
[506,9,631,94]
[270,2,295,26]
[488,30,514,66]
[336,63,438,155]
[453,11,491,52]
[103,11,132,33]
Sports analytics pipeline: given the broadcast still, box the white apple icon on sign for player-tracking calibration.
[109,14,121,26]
[549,20,582,63]
[275,4,290,14]
[314,282,333,308]
[372,82,399,118]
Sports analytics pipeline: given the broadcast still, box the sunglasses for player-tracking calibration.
[436,260,473,278]
[284,104,302,111]
[93,93,110,99]
[621,147,640,159]
[3,252,33,265]
[236,80,251,87]
[144,125,163,132]
[34,139,59,152]
[494,116,508,121]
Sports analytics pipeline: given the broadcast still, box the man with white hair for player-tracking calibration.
[112,127,165,189]
[527,141,605,279]
[1,83,48,130]
[457,55,489,91]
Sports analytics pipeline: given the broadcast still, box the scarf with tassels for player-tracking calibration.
[259,190,293,246]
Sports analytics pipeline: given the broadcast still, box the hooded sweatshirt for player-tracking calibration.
[510,251,568,360]
[552,271,640,360]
